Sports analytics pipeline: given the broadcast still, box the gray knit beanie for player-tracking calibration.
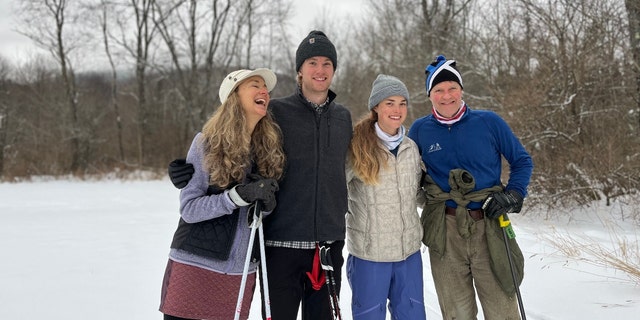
[368,74,410,110]
[295,30,337,72]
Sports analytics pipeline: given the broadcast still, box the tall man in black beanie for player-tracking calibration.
[262,30,352,320]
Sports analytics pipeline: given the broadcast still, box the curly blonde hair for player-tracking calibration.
[348,111,388,185]
[201,92,285,188]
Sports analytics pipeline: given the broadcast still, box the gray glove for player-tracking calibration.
[235,176,279,209]
[245,174,278,211]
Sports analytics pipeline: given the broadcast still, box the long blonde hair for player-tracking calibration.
[201,92,285,188]
[348,110,388,185]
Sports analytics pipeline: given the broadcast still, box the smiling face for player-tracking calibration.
[236,75,270,124]
[298,56,334,101]
[429,80,463,118]
[374,95,407,135]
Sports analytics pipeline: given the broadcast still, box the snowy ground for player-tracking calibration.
[1,178,638,319]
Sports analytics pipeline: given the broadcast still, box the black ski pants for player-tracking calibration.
[260,241,344,320]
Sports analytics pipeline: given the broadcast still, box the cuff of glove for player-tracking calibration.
[229,186,251,207]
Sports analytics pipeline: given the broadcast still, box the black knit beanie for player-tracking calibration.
[295,30,337,72]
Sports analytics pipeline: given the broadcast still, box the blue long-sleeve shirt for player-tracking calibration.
[408,107,533,210]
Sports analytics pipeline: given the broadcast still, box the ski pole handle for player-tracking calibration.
[247,201,263,226]
[498,214,510,228]
[499,215,516,239]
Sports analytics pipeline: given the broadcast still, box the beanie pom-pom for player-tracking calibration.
[426,55,447,75]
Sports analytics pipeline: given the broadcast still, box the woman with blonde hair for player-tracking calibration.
[160,68,285,320]
[346,74,427,319]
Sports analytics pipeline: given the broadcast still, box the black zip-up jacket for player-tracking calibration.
[265,88,353,241]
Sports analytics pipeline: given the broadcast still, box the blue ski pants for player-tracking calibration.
[347,251,426,320]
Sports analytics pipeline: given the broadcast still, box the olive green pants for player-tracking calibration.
[429,215,520,320]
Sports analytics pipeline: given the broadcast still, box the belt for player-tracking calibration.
[445,206,484,221]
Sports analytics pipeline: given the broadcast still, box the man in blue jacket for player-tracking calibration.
[409,55,533,320]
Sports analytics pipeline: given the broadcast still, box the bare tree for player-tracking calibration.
[9,57,71,176]
[477,0,639,208]
[0,57,9,178]
[106,0,158,166]
[626,0,640,130]
[151,0,235,138]
[99,0,126,163]
[16,0,87,172]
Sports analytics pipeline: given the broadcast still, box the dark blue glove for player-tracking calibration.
[168,159,194,189]
[482,190,524,219]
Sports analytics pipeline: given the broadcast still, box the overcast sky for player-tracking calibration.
[0,0,37,63]
[0,0,365,66]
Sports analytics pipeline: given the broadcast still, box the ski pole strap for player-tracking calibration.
[499,214,516,239]
[305,245,326,290]
[247,202,262,227]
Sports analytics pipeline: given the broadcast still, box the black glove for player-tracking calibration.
[482,190,524,219]
[261,192,277,212]
[168,159,194,189]
[235,176,279,208]
[244,174,278,211]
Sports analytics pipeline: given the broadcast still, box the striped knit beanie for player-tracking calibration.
[425,55,463,96]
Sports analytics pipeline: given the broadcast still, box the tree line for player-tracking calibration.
[1,0,639,212]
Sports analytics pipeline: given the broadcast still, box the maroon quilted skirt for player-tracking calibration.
[159,259,256,319]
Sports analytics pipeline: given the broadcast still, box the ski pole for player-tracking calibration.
[319,244,342,320]
[499,214,527,320]
[234,202,261,320]
[257,205,271,320]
